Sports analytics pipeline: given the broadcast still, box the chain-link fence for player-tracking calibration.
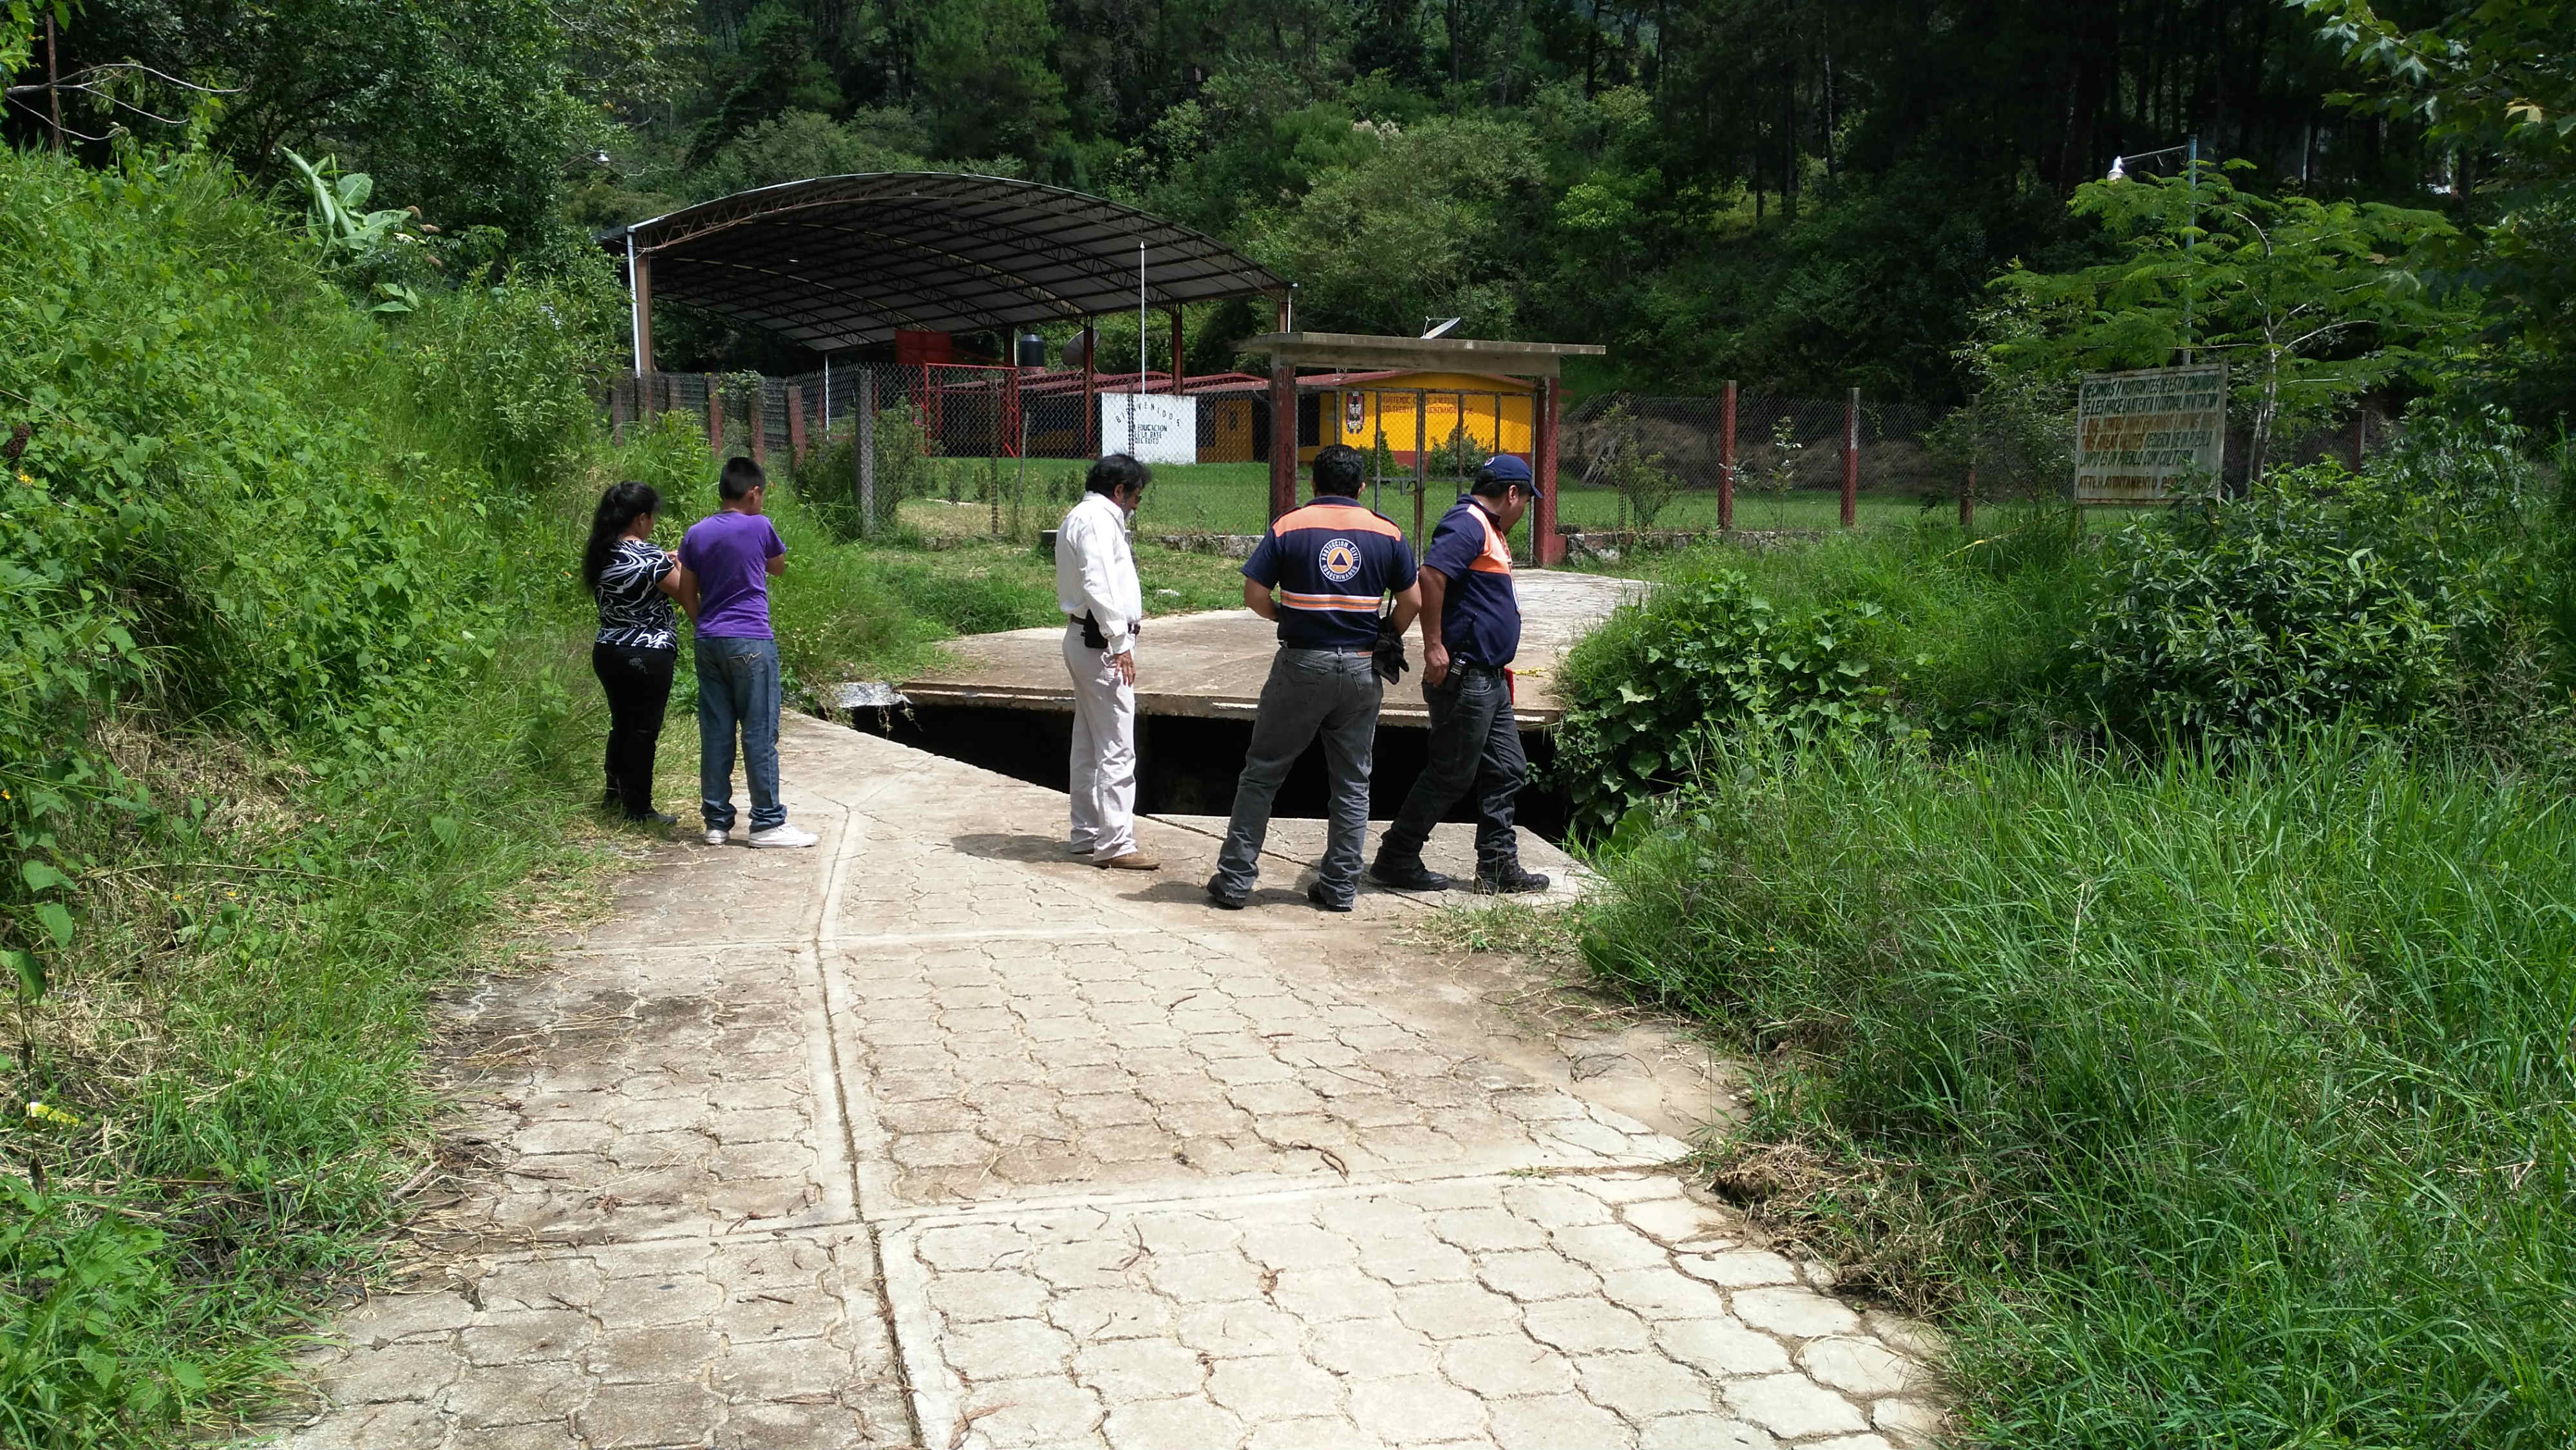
[603,369,2415,549]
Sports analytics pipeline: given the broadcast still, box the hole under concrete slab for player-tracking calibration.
[840,701,1571,843]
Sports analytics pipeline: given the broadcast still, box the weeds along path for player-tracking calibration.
[253,715,1939,1449]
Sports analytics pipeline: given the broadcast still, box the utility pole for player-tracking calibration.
[46,15,63,153]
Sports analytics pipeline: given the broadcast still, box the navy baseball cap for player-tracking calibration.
[1480,453,1540,496]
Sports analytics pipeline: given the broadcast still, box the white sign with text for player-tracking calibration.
[2074,363,2228,505]
[1101,394,1197,465]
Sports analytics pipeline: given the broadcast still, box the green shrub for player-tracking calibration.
[1551,571,1906,834]
[2081,412,2564,743]
[1585,736,2576,1447]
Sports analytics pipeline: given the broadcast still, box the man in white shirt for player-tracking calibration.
[1054,453,1159,870]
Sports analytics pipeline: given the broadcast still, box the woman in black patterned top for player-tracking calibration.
[584,481,692,823]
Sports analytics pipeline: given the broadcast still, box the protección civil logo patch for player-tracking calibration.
[1318,537,1362,584]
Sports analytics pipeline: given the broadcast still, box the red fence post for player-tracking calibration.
[1534,376,1564,566]
[1841,386,1859,529]
[788,385,808,464]
[748,381,766,470]
[1719,380,1737,532]
[706,374,724,455]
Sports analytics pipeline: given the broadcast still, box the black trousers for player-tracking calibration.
[592,642,676,819]
[1378,663,1526,872]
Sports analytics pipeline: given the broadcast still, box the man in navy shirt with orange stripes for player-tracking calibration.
[1207,444,1421,912]
[1370,455,1551,895]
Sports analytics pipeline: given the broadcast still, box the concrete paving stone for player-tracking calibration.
[1654,1317,1794,1377]
[1680,1250,1799,1287]
[1072,1338,1209,1399]
[265,725,1927,1450]
[1439,1335,1578,1398]
[1810,1438,1895,1450]
[1521,1298,1654,1355]
[1268,1265,1400,1322]
[1862,1310,1946,1362]
[1175,1300,1305,1358]
[942,1318,1077,1381]
[1239,1224,1358,1270]
[716,1333,866,1401]
[1428,1208,1552,1253]
[285,1398,450,1450]
[1101,1395,1242,1450]
[917,1223,1035,1272]
[964,1376,1110,1449]
[1475,1249,1603,1303]
[587,1322,722,1382]
[441,1357,592,1427]
[1499,1183,1616,1229]
[317,1340,462,1404]
[929,1270,1056,1322]
[1620,1196,1725,1246]
[1145,1250,1267,1302]
[1206,1355,1345,1420]
[719,1400,885,1449]
[1802,1336,1920,1397]
[1394,1280,1522,1340]
[1245,1416,1381,1450]
[1549,1223,1679,1275]
[1874,1397,1944,1446]
[1350,1373,1491,1445]
[1485,1393,1636,1450]
[1598,1265,1734,1320]
[574,1379,724,1447]
[1730,1286,1865,1340]
[1309,1319,1441,1377]
[1723,1373,1871,1439]
[1130,1212,1244,1254]
[448,1424,581,1450]
[1355,1235,1476,1286]
[343,1287,481,1343]
[1577,1350,1719,1419]
[457,1309,593,1367]
[1635,1414,1780,1449]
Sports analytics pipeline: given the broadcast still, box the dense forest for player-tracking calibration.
[20,0,2564,413]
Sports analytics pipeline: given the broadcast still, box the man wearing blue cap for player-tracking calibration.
[1369,455,1551,895]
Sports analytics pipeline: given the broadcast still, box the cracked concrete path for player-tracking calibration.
[254,714,1944,1450]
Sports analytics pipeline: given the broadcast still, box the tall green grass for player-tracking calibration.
[1586,736,2576,1445]
[0,145,663,1442]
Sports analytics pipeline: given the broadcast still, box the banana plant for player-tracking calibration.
[281,147,419,264]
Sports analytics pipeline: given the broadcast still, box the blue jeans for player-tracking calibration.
[696,636,784,832]
[1214,649,1383,901]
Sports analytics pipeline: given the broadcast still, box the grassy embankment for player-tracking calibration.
[1526,472,2576,1445]
[0,146,1179,1445]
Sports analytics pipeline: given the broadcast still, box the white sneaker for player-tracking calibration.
[703,828,728,846]
[748,824,819,849]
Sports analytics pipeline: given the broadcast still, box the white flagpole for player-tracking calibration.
[1144,240,1154,453]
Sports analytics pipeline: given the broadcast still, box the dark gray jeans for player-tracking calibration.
[1213,649,1383,899]
[1378,663,1526,872]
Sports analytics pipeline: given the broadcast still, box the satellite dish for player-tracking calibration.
[1421,318,1463,339]
[1061,332,1091,367]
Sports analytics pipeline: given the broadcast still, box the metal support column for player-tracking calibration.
[1534,376,1564,566]
[1841,386,1860,529]
[1267,296,1296,521]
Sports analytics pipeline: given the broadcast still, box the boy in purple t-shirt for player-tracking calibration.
[676,457,817,848]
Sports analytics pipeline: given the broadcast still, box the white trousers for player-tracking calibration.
[1063,625,1137,857]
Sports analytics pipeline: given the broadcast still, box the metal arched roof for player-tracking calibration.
[607,173,1286,352]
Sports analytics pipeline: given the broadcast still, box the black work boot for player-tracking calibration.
[1204,875,1248,911]
[1307,881,1354,913]
[1368,857,1451,892]
[1475,862,1551,895]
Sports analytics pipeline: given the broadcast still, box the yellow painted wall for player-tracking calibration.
[1304,372,1535,464]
